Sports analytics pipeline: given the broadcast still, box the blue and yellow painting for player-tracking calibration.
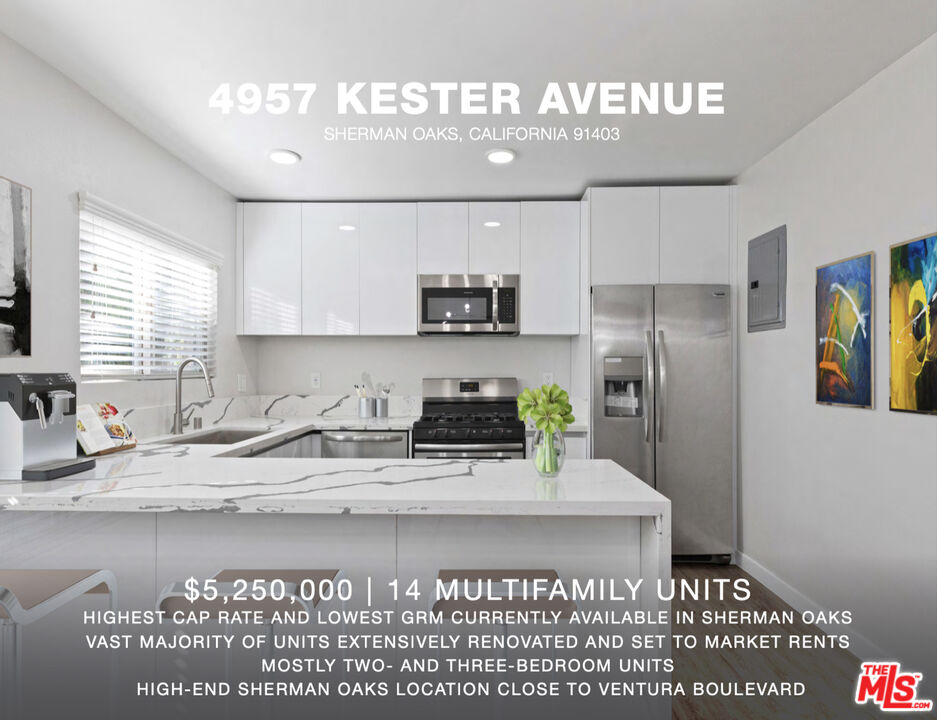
[816,252,874,407]
[890,234,937,413]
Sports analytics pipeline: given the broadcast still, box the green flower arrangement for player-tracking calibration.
[517,383,575,476]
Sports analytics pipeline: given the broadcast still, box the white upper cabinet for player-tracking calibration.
[520,201,580,335]
[469,202,521,274]
[240,202,302,334]
[659,186,730,284]
[302,203,359,335]
[359,203,417,335]
[417,202,468,274]
[589,187,660,285]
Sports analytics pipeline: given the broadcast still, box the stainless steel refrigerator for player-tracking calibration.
[592,284,732,559]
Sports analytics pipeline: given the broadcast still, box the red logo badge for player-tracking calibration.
[855,663,933,712]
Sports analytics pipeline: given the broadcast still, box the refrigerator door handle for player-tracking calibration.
[657,329,666,442]
[644,330,652,442]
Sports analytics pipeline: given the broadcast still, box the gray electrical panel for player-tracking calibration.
[748,225,787,332]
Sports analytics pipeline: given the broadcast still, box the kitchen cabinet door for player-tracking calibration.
[359,203,417,335]
[469,202,521,274]
[417,202,468,274]
[659,186,730,283]
[302,203,360,335]
[565,434,589,459]
[589,187,660,285]
[240,202,302,334]
[520,201,580,334]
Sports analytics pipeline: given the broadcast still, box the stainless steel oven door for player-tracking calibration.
[412,442,525,459]
[418,274,519,335]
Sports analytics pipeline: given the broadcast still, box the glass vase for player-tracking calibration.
[531,429,566,478]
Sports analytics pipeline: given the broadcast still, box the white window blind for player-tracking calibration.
[78,193,221,379]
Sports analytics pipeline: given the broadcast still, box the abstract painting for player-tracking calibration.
[0,176,31,356]
[816,252,873,408]
[890,233,937,414]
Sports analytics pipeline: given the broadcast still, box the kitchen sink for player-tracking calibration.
[164,429,270,445]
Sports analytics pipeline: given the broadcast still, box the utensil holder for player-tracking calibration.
[374,397,388,418]
[358,398,375,418]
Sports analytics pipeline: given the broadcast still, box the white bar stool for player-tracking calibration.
[0,569,118,718]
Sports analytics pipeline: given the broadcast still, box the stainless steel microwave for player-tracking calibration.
[418,274,519,335]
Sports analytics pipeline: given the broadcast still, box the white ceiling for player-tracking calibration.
[1,1,934,200]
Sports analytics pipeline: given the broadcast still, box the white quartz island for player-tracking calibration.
[0,447,671,719]
[0,448,671,608]
[0,451,670,600]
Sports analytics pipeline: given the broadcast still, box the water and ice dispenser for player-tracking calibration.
[603,356,644,417]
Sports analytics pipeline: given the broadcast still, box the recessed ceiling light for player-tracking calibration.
[268,149,301,165]
[486,148,515,165]
[338,224,356,232]
[483,221,502,228]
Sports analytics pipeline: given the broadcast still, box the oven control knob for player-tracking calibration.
[433,428,446,439]
[492,428,504,439]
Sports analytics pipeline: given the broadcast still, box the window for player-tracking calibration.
[78,193,220,379]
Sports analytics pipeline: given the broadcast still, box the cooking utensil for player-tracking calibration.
[362,372,376,398]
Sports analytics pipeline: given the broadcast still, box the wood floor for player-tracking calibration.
[670,563,903,720]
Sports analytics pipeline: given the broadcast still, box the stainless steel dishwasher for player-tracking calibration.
[320,430,409,459]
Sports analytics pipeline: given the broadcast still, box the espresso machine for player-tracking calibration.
[0,373,95,481]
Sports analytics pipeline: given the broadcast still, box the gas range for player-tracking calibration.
[412,378,526,459]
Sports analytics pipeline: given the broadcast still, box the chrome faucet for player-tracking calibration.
[171,357,214,435]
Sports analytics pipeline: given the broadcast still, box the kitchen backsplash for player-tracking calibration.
[118,394,422,440]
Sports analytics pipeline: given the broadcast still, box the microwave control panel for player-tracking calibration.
[498,288,516,324]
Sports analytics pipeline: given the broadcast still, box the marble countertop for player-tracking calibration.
[0,458,667,516]
[0,412,664,516]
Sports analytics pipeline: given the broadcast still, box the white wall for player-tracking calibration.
[0,32,256,408]
[255,335,572,398]
[735,36,936,675]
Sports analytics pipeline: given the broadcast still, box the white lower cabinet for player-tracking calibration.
[302,203,359,335]
[359,203,417,335]
[240,202,303,334]
[520,201,580,334]
[564,433,589,459]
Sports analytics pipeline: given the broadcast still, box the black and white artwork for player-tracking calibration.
[0,176,31,356]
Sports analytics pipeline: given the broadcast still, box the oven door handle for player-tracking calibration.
[413,442,525,452]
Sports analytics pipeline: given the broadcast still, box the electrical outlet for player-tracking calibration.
[310,372,321,391]
[541,372,554,386]
[236,374,247,393]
